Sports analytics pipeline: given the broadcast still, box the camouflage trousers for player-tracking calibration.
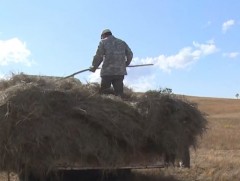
[100,75,124,97]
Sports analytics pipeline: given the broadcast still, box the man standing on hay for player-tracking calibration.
[89,29,133,98]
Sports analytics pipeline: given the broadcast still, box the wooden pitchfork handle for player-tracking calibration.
[61,63,154,80]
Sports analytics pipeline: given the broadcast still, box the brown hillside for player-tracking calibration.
[186,96,240,118]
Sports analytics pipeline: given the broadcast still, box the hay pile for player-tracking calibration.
[136,91,207,157]
[0,73,207,178]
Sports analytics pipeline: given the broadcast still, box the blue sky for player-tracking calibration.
[0,0,239,98]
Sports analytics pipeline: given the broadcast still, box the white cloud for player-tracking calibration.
[88,69,101,83]
[87,69,157,92]
[125,74,156,92]
[0,38,33,66]
[223,52,239,58]
[133,41,218,73]
[222,19,235,33]
[0,73,4,79]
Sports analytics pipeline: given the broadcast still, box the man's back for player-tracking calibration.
[101,35,131,76]
[92,35,133,76]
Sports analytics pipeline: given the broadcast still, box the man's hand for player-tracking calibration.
[89,66,96,72]
[126,61,130,66]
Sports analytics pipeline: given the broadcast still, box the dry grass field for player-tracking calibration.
[1,95,240,181]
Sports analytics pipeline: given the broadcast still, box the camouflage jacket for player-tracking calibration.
[92,35,133,76]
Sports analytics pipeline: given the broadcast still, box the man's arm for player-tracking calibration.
[125,43,133,66]
[91,41,105,72]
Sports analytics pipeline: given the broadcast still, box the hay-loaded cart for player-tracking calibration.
[0,74,207,181]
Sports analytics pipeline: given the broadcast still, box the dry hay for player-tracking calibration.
[136,90,207,157]
[0,73,207,178]
[0,73,145,177]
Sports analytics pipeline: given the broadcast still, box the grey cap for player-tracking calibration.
[101,29,112,35]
